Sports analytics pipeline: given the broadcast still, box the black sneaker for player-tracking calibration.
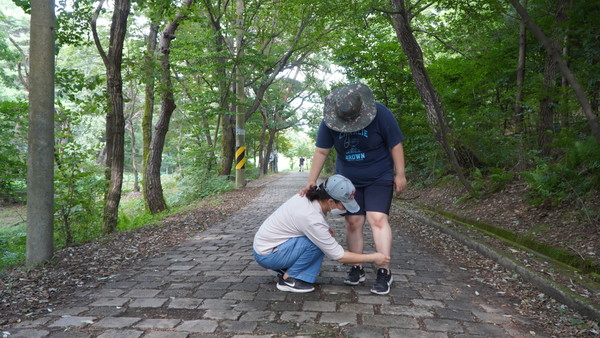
[276,274,315,293]
[344,265,366,285]
[271,268,287,275]
[370,268,393,295]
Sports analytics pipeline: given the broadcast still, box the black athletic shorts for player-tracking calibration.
[345,180,393,216]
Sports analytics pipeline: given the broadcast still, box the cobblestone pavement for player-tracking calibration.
[6,172,545,338]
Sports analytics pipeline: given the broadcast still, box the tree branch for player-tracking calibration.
[8,37,29,89]
[412,28,472,60]
[90,0,109,67]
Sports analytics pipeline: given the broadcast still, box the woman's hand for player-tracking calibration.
[373,252,391,266]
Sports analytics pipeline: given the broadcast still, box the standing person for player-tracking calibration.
[299,156,305,172]
[299,84,407,295]
[253,174,390,293]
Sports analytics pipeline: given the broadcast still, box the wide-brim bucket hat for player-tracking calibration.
[323,84,376,132]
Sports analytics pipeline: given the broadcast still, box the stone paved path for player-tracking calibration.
[6,172,545,337]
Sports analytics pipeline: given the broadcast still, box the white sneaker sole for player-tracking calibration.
[344,275,366,286]
[276,283,314,293]
[370,276,393,295]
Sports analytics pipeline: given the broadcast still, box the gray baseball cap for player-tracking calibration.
[323,84,376,132]
[323,174,360,213]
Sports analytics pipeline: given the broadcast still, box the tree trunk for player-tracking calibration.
[514,4,526,131]
[91,0,131,234]
[176,71,217,171]
[557,0,571,128]
[235,0,246,188]
[142,22,159,196]
[539,0,570,158]
[266,130,277,173]
[145,0,192,214]
[539,52,557,158]
[510,0,600,145]
[26,0,55,265]
[389,0,474,194]
[204,7,235,177]
[514,3,528,171]
[129,119,140,192]
[219,112,236,177]
[258,110,268,177]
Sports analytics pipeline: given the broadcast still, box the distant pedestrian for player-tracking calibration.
[299,156,305,172]
[253,174,390,293]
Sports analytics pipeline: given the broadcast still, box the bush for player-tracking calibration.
[0,101,28,203]
[169,171,235,207]
[0,227,26,270]
[523,137,600,207]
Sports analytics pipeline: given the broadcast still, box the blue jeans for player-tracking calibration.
[253,236,325,283]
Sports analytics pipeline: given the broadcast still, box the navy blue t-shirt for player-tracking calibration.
[316,102,404,187]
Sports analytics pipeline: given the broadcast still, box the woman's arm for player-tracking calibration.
[299,147,330,196]
[336,251,390,266]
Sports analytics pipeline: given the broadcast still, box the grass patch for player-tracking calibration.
[0,225,26,270]
[0,172,238,272]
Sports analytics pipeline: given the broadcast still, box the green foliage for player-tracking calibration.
[53,140,105,246]
[523,137,600,207]
[469,167,515,198]
[0,100,27,202]
[0,225,26,270]
[117,199,161,232]
[169,171,235,208]
[53,69,105,246]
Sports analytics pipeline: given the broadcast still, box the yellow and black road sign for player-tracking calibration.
[235,146,246,169]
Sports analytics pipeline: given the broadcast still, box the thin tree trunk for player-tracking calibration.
[258,110,268,177]
[539,52,557,158]
[388,0,474,194]
[204,8,235,177]
[514,3,528,171]
[510,0,600,145]
[176,71,217,171]
[557,0,571,128]
[514,4,526,131]
[145,0,192,214]
[27,0,55,264]
[266,130,277,173]
[142,22,159,198]
[129,119,140,192]
[235,0,246,188]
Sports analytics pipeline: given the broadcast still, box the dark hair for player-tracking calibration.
[305,183,338,202]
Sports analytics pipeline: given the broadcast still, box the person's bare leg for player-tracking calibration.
[344,214,367,285]
[366,211,392,271]
[345,214,366,257]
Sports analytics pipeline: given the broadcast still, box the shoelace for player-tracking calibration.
[375,269,388,283]
[349,265,361,277]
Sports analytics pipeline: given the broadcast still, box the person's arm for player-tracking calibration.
[336,251,390,266]
[391,142,407,193]
[299,147,330,196]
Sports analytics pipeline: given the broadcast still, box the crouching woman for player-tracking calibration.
[252,174,390,293]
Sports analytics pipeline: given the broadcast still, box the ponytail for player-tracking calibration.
[305,183,334,202]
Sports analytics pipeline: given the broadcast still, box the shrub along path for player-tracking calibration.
[3,172,591,337]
